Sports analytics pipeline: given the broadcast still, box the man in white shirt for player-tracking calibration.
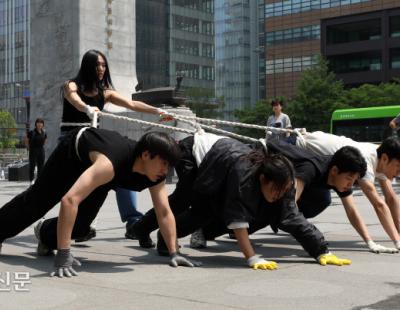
[296,131,400,252]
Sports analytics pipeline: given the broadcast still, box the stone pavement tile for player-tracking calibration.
[0,181,399,310]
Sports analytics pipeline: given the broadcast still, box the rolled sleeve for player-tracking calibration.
[227,222,249,230]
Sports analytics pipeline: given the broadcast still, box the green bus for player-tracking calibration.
[330,105,400,143]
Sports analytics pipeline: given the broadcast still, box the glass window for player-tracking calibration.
[264,0,373,18]
[390,16,400,38]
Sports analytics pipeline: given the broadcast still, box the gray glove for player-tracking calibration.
[50,248,81,278]
[169,252,202,268]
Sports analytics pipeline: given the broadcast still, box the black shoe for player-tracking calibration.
[156,230,181,256]
[156,230,170,256]
[75,228,96,243]
[124,226,138,240]
[126,222,155,248]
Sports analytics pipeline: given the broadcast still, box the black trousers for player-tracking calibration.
[134,135,216,239]
[29,148,45,181]
[0,134,109,249]
[297,186,332,219]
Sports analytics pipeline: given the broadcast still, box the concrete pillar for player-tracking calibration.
[31,0,137,153]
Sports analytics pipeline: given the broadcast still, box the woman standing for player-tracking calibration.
[37,49,167,249]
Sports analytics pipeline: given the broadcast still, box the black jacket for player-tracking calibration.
[191,138,329,258]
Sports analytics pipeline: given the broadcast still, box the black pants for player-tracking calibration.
[297,186,331,219]
[134,135,215,239]
[0,134,108,249]
[29,148,45,181]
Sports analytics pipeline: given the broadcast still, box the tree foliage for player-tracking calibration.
[233,55,400,135]
[233,100,270,138]
[0,110,18,149]
[339,82,400,108]
[285,55,347,132]
[185,87,225,119]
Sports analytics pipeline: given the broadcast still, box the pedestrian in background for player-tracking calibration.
[25,118,47,184]
[266,99,292,141]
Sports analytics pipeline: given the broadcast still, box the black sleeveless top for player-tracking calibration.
[60,90,105,132]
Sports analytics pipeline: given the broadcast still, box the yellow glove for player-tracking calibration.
[247,255,278,270]
[318,253,351,266]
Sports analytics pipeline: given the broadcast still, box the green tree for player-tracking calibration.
[185,87,225,119]
[286,55,347,132]
[0,110,18,150]
[339,81,400,108]
[233,100,270,138]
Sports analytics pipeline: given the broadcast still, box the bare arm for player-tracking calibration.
[389,114,400,129]
[149,181,177,254]
[233,228,255,259]
[57,154,114,249]
[341,194,372,242]
[105,89,161,115]
[295,178,305,202]
[359,179,400,242]
[379,179,400,232]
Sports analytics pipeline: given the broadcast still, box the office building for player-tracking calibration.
[264,0,399,99]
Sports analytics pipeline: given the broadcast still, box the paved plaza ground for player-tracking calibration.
[0,180,399,310]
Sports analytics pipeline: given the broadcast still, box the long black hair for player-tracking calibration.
[245,145,295,194]
[62,49,114,101]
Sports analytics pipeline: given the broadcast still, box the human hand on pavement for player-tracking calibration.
[318,253,351,266]
[169,252,202,267]
[50,249,81,278]
[247,255,278,270]
[367,240,398,254]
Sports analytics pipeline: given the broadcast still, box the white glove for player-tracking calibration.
[84,105,97,119]
[367,240,399,254]
[247,255,278,270]
[394,240,400,250]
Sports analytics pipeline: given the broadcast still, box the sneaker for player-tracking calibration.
[75,227,96,243]
[190,229,207,249]
[34,220,54,256]
[125,222,155,248]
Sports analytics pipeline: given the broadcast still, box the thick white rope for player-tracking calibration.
[96,111,196,134]
[167,113,295,134]
[97,112,260,143]
[172,115,259,143]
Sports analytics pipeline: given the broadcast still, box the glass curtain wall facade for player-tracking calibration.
[322,8,400,87]
[136,0,168,89]
[215,0,259,119]
[0,0,30,132]
[263,0,399,99]
[168,0,215,91]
